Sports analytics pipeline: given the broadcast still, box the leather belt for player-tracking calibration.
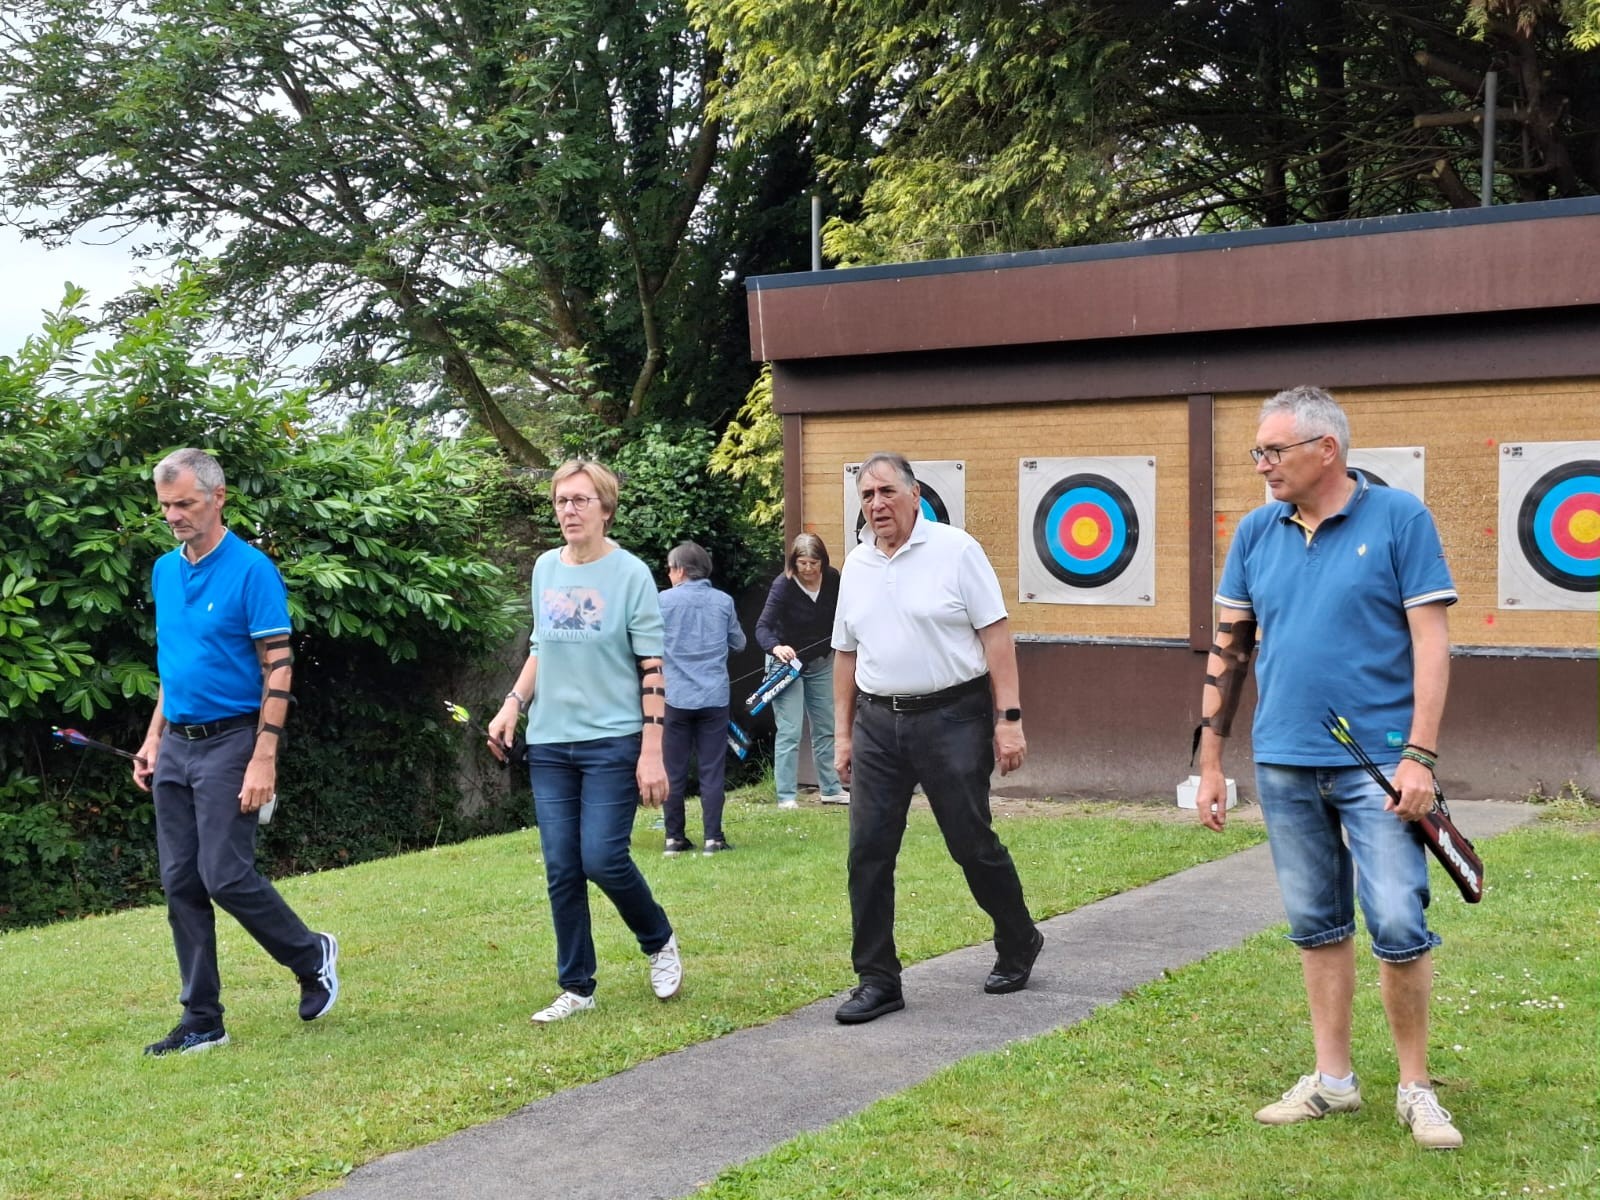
[858,674,990,713]
[168,712,259,741]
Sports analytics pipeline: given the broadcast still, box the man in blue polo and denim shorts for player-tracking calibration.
[133,448,338,1056]
[1193,387,1463,1149]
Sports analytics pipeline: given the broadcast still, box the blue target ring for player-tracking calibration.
[1519,460,1600,592]
[1032,473,1139,588]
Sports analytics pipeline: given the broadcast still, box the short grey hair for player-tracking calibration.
[1260,386,1350,457]
[153,448,226,491]
[667,541,713,580]
[857,452,917,491]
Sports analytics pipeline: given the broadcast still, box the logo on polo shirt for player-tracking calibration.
[1357,544,1367,556]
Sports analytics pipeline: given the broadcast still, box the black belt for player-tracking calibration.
[168,712,259,741]
[858,674,990,713]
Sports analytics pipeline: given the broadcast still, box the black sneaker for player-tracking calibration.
[144,1023,229,1056]
[298,932,340,1021]
[702,838,734,856]
[663,837,694,857]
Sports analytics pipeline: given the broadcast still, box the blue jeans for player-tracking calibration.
[772,655,842,801]
[528,735,674,996]
[1255,763,1441,963]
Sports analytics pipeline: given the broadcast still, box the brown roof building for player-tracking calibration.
[748,197,1600,800]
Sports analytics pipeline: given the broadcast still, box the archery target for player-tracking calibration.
[1263,447,1425,503]
[844,460,965,546]
[1018,457,1155,605]
[1499,441,1600,609]
[1351,447,1425,499]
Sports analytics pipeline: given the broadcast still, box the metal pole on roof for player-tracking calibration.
[811,194,822,271]
[1480,70,1497,207]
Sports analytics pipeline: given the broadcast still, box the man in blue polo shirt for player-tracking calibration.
[132,448,338,1056]
[1193,386,1461,1149]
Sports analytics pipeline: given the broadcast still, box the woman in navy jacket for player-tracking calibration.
[754,534,848,808]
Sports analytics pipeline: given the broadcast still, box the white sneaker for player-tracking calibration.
[1397,1084,1463,1149]
[649,934,683,999]
[530,991,596,1024]
[819,791,850,805]
[776,799,800,810]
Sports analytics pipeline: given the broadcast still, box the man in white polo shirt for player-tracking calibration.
[830,451,1041,1024]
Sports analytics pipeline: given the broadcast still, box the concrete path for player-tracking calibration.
[316,800,1534,1200]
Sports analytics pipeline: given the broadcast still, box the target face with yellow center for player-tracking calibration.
[1499,441,1600,610]
[1519,460,1600,592]
[1034,474,1138,588]
[1018,457,1156,606]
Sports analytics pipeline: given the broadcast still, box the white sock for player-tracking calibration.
[1320,1071,1357,1091]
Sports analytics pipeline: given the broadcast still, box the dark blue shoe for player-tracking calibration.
[298,932,340,1021]
[144,1023,229,1056]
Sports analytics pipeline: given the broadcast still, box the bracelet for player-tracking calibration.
[1403,741,1438,759]
[1399,748,1436,771]
[505,688,529,712]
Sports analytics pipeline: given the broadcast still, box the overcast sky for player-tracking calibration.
[1,222,163,357]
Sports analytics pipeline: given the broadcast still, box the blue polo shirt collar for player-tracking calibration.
[1275,469,1368,525]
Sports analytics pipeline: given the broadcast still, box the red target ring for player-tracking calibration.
[1057,502,1112,559]
[1549,491,1600,560]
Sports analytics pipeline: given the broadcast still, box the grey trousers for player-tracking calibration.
[153,725,321,1026]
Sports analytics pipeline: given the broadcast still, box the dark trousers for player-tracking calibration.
[848,685,1035,988]
[663,703,732,843]
[153,726,322,1026]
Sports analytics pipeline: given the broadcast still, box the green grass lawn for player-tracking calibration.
[702,824,1599,1200]
[0,790,1262,1200]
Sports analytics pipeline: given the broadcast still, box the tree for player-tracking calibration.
[0,278,523,925]
[696,0,1600,261]
[710,364,783,529]
[0,0,824,459]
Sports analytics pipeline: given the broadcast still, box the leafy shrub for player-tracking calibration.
[549,416,782,590]
[0,279,523,926]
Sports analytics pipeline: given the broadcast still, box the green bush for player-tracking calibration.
[550,416,783,590]
[0,278,524,926]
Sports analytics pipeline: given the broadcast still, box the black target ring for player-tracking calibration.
[1516,458,1600,593]
[1031,473,1139,589]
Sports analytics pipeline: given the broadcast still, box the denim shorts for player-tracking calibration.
[1255,763,1441,963]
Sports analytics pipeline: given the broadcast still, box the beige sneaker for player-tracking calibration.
[1254,1073,1363,1125]
[1397,1084,1463,1149]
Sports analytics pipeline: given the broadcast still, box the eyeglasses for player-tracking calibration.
[1250,437,1325,465]
[552,495,600,512]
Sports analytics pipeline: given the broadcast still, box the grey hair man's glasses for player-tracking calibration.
[1250,437,1325,465]
[552,495,599,511]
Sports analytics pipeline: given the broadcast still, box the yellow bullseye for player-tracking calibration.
[1570,508,1600,545]
[1071,516,1101,547]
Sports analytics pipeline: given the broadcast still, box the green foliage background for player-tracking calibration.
[0,281,529,927]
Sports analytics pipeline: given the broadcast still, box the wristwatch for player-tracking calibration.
[997,708,1022,722]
